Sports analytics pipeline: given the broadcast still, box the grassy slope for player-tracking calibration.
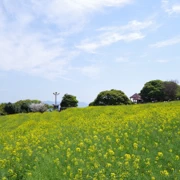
[0,102,180,179]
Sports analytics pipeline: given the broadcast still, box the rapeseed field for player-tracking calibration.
[0,102,180,179]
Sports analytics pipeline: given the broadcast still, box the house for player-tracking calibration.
[130,93,143,103]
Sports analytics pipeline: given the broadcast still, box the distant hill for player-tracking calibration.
[43,101,88,107]
[43,101,60,105]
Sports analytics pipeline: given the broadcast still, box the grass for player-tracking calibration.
[0,102,180,179]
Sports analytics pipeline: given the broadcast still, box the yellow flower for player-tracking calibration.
[78,169,83,174]
[145,161,150,166]
[79,142,84,147]
[111,173,116,179]
[133,143,138,149]
[54,158,60,165]
[108,149,115,156]
[106,163,112,167]
[2,177,7,180]
[8,169,14,175]
[142,147,145,151]
[158,152,163,157]
[125,154,131,160]
[26,172,32,176]
[76,147,81,152]
[175,155,179,160]
[160,170,169,176]
[169,149,172,153]
[118,145,124,151]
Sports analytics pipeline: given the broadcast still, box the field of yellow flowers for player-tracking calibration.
[0,102,180,179]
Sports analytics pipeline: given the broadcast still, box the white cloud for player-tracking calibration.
[171,5,180,13]
[2,0,133,29]
[0,0,134,79]
[0,28,79,80]
[162,0,180,14]
[150,36,180,48]
[76,33,144,53]
[98,20,153,32]
[76,19,155,53]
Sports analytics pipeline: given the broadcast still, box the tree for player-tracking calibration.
[60,94,78,110]
[163,80,179,100]
[140,80,164,102]
[176,85,180,100]
[15,99,41,113]
[0,103,7,115]
[140,79,180,102]
[4,103,20,114]
[89,89,131,106]
[29,103,47,113]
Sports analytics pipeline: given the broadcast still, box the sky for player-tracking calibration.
[0,0,180,104]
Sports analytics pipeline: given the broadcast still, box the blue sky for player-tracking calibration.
[0,0,180,104]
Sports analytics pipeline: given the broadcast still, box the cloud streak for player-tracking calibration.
[150,36,180,48]
[76,20,154,53]
[162,0,180,14]
[76,33,144,53]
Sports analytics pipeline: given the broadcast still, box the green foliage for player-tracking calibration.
[90,89,131,106]
[140,80,180,102]
[0,103,7,115]
[14,99,41,113]
[140,80,165,102]
[2,99,41,115]
[141,80,165,102]
[176,86,180,99]
[4,102,19,114]
[60,94,78,110]
[163,80,179,100]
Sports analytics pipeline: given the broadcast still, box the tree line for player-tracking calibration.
[0,100,50,115]
[140,80,180,102]
[0,94,79,115]
[89,80,180,106]
[1,79,180,115]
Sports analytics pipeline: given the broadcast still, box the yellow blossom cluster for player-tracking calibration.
[0,102,180,179]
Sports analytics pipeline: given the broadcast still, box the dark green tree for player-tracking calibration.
[89,89,131,106]
[60,94,78,110]
[176,85,180,100]
[140,80,164,102]
[4,103,20,114]
[0,103,7,115]
[163,80,179,101]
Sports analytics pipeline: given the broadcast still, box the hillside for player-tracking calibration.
[0,102,180,179]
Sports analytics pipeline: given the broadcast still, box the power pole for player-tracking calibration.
[53,92,60,110]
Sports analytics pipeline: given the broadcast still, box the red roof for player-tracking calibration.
[130,93,142,100]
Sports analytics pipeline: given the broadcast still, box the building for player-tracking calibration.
[130,93,143,103]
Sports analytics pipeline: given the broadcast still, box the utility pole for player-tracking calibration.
[53,92,60,110]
